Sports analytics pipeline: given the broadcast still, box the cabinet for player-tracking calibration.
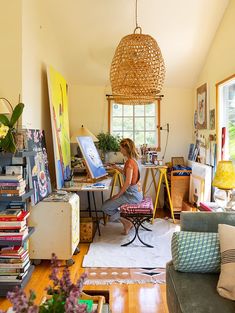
[0,151,35,297]
[165,169,191,214]
[29,193,80,266]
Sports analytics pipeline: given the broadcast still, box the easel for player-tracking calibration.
[107,168,123,196]
[142,165,175,223]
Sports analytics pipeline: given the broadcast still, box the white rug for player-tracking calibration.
[82,218,180,268]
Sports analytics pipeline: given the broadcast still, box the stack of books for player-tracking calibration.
[0,246,30,283]
[0,175,26,197]
[0,209,31,283]
[0,209,30,243]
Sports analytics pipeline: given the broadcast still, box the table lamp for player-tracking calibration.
[212,160,235,211]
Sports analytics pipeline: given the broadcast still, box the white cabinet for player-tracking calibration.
[29,193,80,262]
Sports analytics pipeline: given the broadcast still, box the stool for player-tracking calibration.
[120,197,154,248]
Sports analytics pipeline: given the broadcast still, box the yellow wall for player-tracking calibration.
[195,0,235,143]
[0,0,22,107]
[69,85,194,163]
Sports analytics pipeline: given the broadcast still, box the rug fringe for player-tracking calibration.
[84,279,165,285]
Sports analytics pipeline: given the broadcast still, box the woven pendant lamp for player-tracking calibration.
[110,0,165,104]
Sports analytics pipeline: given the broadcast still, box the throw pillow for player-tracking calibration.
[217,224,235,300]
[172,231,220,273]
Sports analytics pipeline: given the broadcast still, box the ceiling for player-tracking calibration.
[43,0,229,88]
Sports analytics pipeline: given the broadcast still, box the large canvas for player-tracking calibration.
[47,66,71,188]
[26,129,52,205]
[77,136,107,179]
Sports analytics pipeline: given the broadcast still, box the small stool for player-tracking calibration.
[120,197,154,248]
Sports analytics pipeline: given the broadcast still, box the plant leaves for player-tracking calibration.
[0,131,16,153]
[0,114,10,126]
[10,102,24,127]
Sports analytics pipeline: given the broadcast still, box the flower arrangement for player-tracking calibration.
[0,254,95,313]
[0,102,24,153]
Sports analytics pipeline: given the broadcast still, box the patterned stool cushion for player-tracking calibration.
[172,231,221,273]
[120,197,153,214]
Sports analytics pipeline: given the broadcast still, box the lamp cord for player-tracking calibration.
[162,129,169,160]
[134,0,142,34]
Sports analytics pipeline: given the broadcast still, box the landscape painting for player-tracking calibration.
[26,129,52,205]
[47,66,71,188]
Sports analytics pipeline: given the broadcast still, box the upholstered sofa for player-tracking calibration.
[166,212,235,313]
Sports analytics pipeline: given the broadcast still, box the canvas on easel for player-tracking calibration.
[77,136,107,180]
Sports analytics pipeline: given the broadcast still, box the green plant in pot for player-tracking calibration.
[0,102,24,153]
[96,132,120,162]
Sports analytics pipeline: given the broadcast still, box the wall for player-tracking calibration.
[0,1,22,106]
[21,0,69,184]
[69,85,194,163]
[194,0,235,150]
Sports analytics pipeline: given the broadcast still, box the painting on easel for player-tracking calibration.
[47,66,71,189]
[77,136,107,180]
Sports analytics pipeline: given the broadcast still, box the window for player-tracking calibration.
[107,96,161,150]
[217,76,235,162]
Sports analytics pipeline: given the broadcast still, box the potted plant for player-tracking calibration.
[96,132,121,163]
[0,102,24,153]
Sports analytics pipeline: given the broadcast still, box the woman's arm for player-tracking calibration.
[108,163,124,174]
[112,166,133,199]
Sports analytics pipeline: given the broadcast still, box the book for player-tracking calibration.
[0,209,22,218]
[0,211,30,222]
[5,166,23,176]
[0,220,26,228]
[0,175,23,182]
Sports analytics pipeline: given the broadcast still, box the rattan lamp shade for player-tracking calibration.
[110,33,165,104]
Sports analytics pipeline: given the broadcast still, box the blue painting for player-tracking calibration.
[77,136,107,179]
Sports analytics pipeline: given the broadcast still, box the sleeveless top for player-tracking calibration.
[123,159,142,192]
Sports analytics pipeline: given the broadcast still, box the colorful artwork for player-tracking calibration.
[197,83,207,129]
[189,175,205,206]
[26,129,52,205]
[47,66,71,188]
[209,109,215,130]
[77,136,107,179]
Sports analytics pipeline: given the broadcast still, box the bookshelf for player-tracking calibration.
[0,151,36,297]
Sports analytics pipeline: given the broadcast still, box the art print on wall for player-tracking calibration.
[77,136,107,180]
[197,83,207,129]
[47,66,71,189]
[26,129,52,205]
[209,109,215,130]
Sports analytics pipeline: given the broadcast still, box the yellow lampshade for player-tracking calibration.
[212,161,235,190]
[70,125,98,143]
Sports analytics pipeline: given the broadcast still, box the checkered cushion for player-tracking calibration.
[120,197,153,214]
[172,231,221,273]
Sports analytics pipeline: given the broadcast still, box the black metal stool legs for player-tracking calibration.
[121,215,154,248]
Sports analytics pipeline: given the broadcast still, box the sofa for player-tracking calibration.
[166,212,235,313]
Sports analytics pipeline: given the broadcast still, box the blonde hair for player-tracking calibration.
[120,138,139,159]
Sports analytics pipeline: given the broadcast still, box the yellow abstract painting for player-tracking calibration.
[47,66,71,188]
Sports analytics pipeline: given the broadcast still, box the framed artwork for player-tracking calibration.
[26,129,52,205]
[189,175,205,206]
[47,66,72,189]
[197,83,207,129]
[209,109,215,130]
[77,136,107,180]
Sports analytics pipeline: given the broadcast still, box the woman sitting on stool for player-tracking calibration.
[101,138,143,234]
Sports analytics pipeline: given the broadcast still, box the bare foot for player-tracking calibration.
[120,217,133,235]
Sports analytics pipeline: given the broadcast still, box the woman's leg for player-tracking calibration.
[120,217,133,235]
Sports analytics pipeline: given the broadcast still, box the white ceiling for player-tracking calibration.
[43,0,229,88]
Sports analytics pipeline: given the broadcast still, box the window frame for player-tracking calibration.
[216,73,235,162]
[106,95,162,151]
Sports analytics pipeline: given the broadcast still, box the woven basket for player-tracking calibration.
[110,32,165,104]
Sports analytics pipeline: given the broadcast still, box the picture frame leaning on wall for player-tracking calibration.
[197,83,207,129]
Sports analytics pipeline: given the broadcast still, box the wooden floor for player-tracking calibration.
[0,243,169,313]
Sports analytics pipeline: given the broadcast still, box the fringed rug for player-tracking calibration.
[84,267,166,285]
[83,218,180,268]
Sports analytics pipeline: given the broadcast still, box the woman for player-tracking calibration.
[101,138,143,234]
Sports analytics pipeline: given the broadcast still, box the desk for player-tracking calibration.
[142,165,175,223]
[63,177,112,236]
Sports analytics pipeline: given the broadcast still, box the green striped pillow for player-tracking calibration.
[171,231,221,273]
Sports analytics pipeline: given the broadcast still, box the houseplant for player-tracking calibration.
[96,132,120,163]
[0,254,98,313]
[0,102,24,153]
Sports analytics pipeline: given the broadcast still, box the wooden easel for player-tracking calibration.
[108,168,123,196]
[142,165,175,223]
